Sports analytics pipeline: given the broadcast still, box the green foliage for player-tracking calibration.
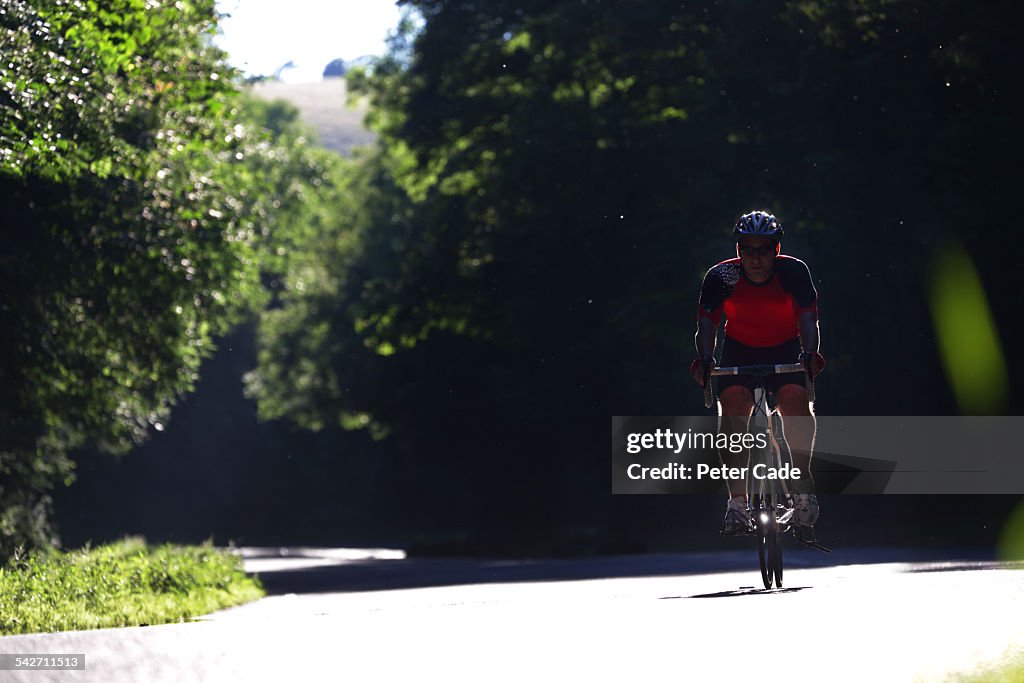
[256,0,1024,425]
[246,146,409,439]
[232,91,363,436]
[1,0,235,182]
[0,1,343,560]
[246,0,1024,547]
[0,538,263,635]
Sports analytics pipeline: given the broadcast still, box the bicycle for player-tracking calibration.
[703,362,830,589]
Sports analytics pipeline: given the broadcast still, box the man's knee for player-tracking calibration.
[719,385,753,416]
[776,383,812,416]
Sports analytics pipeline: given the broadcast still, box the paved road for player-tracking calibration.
[2,548,1022,682]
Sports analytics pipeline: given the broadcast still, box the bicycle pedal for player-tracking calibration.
[802,539,832,554]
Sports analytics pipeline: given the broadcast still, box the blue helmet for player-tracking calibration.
[734,210,783,238]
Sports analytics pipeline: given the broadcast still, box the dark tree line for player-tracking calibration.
[247,0,1024,550]
[6,0,1023,558]
[1,0,348,560]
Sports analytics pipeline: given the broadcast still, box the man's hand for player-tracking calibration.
[690,356,714,386]
[801,351,826,378]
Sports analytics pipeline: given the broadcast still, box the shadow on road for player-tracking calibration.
[682,586,811,598]
[243,546,993,596]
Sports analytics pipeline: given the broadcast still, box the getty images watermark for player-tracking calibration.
[624,427,802,483]
[612,416,1024,494]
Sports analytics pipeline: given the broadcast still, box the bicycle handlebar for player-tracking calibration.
[711,363,804,376]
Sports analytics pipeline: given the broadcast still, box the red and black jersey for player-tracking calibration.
[697,255,818,348]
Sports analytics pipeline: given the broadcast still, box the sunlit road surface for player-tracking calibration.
[2,549,1022,682]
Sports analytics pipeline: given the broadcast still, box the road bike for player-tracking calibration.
[704,362,830,589]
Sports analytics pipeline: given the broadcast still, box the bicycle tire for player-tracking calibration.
[770,511,783,588]
[758,535,772,589]
[755,495,773,589]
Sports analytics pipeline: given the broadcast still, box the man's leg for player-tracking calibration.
[775,383,815,490]
[776,383,819,531]
[718,385,753,534]
[719,385,754,496]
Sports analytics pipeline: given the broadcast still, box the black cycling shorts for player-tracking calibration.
[717,336,805,395]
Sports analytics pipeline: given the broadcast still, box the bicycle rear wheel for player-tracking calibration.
[758,534,771,589]
[754,495,775,589]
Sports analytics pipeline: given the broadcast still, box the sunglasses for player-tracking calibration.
[738,244,778,258]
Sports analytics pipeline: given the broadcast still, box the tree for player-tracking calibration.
[323,58,347,78]
[249,0,1024,551]
[0,0,333,559]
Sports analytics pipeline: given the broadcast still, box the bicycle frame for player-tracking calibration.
[747,379,793,518]
[707,362,809,589]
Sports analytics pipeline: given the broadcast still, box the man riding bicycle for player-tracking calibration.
[690,210,825,540]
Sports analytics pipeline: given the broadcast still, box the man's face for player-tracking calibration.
[737,236,777,282]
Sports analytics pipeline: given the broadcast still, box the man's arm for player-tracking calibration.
[797,311,819,354]
[695,317,717,361]
[691,317,718,386]
[797,311,825,376]
[693,262,729,385]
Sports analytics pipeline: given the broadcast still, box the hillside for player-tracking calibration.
[250,78,375,155]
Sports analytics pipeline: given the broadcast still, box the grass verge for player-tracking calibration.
[0,538,264,635]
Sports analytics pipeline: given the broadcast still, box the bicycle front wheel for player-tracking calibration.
[770,511,783,588]
[754,493,785,589]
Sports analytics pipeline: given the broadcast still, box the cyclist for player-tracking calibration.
[690,210,826,541]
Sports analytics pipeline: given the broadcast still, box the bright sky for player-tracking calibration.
[214,0,404,82]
